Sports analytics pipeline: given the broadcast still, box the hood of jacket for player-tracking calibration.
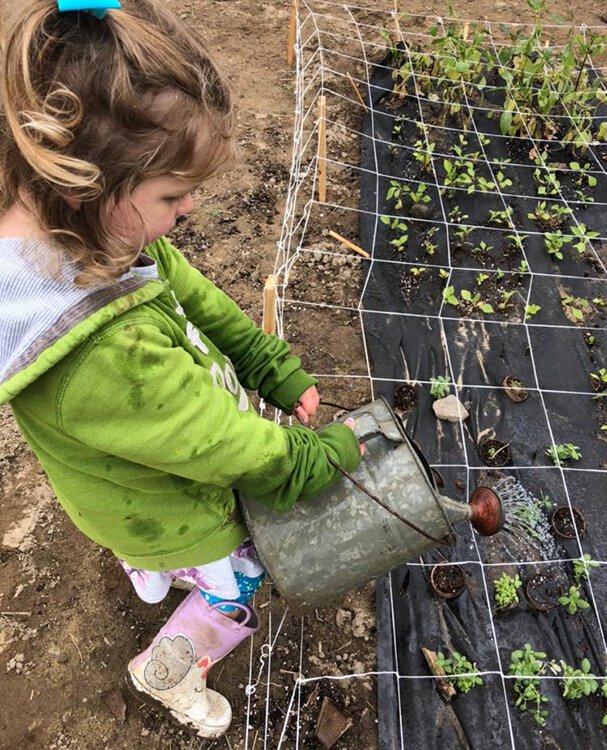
[0,237,165,404]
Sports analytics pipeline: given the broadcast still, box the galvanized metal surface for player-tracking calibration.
[242,399,473,609]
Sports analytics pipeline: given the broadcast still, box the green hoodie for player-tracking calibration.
[2,237,361,570]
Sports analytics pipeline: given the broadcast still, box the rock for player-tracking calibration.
[315,697,353,749]
[335,608,352,629]
[432,395,469,423]
[351,609,374,638]
[101,689,127,722]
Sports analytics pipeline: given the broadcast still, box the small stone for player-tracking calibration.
[101,688,127,722]
[432,395,469,423]
[335,608,352,629]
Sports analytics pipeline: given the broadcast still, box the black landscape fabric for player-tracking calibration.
[358,54,607,749]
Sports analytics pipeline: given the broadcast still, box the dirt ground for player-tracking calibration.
[2,1,607,749]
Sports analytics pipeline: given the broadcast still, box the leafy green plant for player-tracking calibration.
[573,554,600,582]
[544,230,571,261]
[380,215,409,251]
[443,286,494,314]
[386,180,431,209]
[497,289,517,312]
[429,375,450,399]
[412,140,435,172]
[560,658,598,699]
[558,585,590,615]
[488,207,514,226]
[471,240,493,255]
[569,223,599,255]
[590,368,607,392]
[525,303,541,320]
[435,650,483,694]
[569,161,597,189]
[448,205,468,224]
[508,644,556,726]
[545,443,582,465]
[561,294,591,323]
[475,272,489,286]
[494,572,522,609]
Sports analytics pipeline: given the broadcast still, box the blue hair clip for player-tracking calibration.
[57,0,121,20]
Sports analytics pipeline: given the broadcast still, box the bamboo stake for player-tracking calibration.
[286,0,297,66]
[328,229,370,259]
[262,275,278,335]
[317,95,327,203]
[346,73,368,112]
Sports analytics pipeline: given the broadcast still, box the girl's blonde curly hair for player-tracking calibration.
[0,0,234,285]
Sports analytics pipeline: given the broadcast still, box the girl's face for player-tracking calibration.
[108,175,197,250]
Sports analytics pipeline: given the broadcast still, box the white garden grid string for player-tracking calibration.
[241,2,607,748]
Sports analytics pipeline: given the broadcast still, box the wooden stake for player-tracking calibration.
[262,274,278,335]
[421,647,456,701]
[328,229,370,259]
[346,73,368,112]
[287,0,297,66]
[317,95,327,203]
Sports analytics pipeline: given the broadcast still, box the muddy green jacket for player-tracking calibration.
[0,237,361,569]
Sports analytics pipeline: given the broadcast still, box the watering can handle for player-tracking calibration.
[291,404,445,545]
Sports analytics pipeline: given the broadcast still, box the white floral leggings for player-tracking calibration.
[119,539,265,604]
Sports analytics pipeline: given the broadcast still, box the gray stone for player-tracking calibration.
[432,395,469,423]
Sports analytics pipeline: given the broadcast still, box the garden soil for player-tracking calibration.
[1,2,607,750]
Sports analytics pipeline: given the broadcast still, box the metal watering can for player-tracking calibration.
[242,398,504,609]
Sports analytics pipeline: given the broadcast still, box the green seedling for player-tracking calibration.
[410,267,427,277]
[546,443,582,465]
[558,585,590,615]
[386,180,431,209]
[471,240,493,255]
[475,272,489,286]
[439,268,450,280]
[573,555,600,582]
[448,206,469,224]
[412,140,435,172]
[560,659,598,699]
[380,216,409,251]
[476,175,496,192]
[429,375,450,399]
[488,207,514,226]
[505,234,528,252]
[497,289,516,311]
[509,644,557,726]
[544,230,571,261]
[494,572,522,609]
[494,170,513,190]
[516,260,529,273]
[561,295,591,323]
[569,161,597,189]
[422,226,439,256]
[435,650,483,694]
[533,167,561,196]
[569,223,600,255]
[591,368,607,392]
[454,224,475,242]
[525,303,541,320]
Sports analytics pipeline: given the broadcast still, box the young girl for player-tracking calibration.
[0,0,363,739]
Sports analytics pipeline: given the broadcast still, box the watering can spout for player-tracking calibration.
[438,487,505,536]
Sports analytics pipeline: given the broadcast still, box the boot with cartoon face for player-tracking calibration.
[128,589,258,738]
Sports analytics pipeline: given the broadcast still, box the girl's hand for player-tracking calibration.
[344,417,366,456]
[294,386,320,424]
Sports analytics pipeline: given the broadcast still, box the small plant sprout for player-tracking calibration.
[438,268,450,280]
[488,207,514,226]
[475,272,489,286]
[560,659,598,700]
[495,170,513,190]
[454,224,475,242]
[561,295,591,323]
[590,368,607,393]
[516,260,529,273]
[386,180,431,209]
[546,443,582,466]
[448,206,469,224]
[412,140,435,172]
[471,240,493,256]
[410,266,427,277]
[525,304,541,320]
[569,161,597,189]
[380,215,409,251]
[497,290,516,312]
[558,585,590,615]
[422,226,439,256]
[573,555,600,582]
[544,230,571,261]
[435,651,483,694]
[506,234,528,252]
[569,223,600,255]
[429,375,450,399]
[508,644,558,726]
[494,572,522,609]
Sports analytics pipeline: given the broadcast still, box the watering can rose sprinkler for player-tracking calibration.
[242,398,505,609]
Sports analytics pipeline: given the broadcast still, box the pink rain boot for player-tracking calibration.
[128,589,258,738]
